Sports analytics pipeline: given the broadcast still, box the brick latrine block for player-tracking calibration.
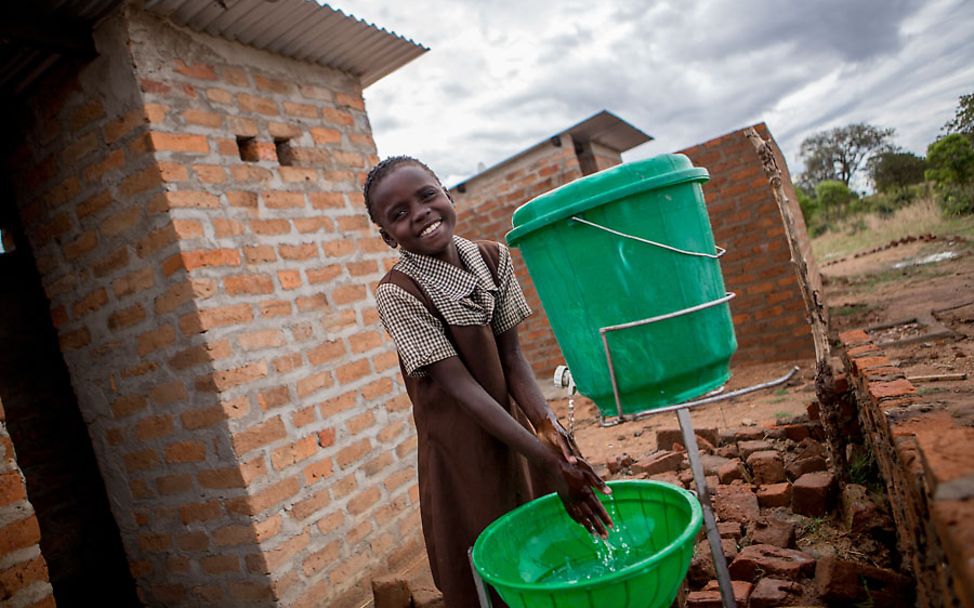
[839,330,973,608]
[6,9,418,608]
[0,399,56,608]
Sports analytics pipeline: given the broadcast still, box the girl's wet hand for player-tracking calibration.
[555,458,613,537]
[536,416,582,464]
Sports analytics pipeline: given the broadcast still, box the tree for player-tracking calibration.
[926,134,974,215]
[798,123,895,188]
[943,92,974,139]
[868,150,926,193]
[815,180,856,222]
[926,134,974,186]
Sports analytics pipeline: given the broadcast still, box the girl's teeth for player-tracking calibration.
[422,221,440,237]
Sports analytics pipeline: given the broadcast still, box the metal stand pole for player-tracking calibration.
[676,407,736,608]
[468,547,493,608]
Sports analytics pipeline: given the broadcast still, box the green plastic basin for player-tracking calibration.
[472,480,702,608]
[506,154,737,416]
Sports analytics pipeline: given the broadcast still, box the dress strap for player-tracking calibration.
[474,240,501,286]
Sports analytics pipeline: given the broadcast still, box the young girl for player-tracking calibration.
[364,156,612,607]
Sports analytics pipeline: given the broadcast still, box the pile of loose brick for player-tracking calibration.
[371,573,443,608]
[601,414,915,607]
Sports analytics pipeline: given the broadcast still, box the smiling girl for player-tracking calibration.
[364,156,612,606]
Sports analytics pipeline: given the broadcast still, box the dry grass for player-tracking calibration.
[811,198,974,261]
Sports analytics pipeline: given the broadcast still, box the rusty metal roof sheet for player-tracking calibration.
[562,110,653,153]
[142,0,428,87]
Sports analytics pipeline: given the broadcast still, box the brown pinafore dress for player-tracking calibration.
[378,241,550,607]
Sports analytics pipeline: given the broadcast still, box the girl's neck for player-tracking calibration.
[431,238,462,268]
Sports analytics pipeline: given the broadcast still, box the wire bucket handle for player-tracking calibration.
[600,292,737,418]
[571,216,726,259]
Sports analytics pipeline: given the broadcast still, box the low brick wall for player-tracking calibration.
[0,398,55,608]
[839,329,973,607]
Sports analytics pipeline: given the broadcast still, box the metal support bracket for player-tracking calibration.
[598,366,799,427]
[469,547,493,608]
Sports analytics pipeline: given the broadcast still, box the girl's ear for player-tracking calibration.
[379,229,398,249]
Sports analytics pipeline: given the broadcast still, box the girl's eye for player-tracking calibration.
[421,189,437,200]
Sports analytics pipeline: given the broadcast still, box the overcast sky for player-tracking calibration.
[333,0,974,188]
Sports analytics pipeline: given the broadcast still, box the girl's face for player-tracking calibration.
[371,164,457,260]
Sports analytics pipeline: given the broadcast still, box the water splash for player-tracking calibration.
[540,495,637,584]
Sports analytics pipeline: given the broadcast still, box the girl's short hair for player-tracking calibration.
[363,156,443,224]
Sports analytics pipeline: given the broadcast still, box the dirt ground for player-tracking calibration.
[560,234,974,472]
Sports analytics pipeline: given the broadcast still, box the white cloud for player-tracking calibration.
[333,0,974,185]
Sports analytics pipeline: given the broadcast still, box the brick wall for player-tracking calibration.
[450,134,600,377]
[0,397,55,608]
[839,329,972,608]
[6,7,416,608]
[679,123,816,365]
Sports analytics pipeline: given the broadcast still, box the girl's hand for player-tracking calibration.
[535,416,583,465]
[553,456,614,537]
[536,416,613,535]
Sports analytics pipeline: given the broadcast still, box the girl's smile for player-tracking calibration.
[419,219,442,238]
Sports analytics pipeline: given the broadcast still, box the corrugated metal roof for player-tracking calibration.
[563,110,653,152]
[142,0,428,87]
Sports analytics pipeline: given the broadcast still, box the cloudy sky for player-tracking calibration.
[334,0,974,188]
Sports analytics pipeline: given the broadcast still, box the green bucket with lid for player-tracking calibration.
[506,154,737,416]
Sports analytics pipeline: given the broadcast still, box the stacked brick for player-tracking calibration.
[839,329,973,607]
[6,9,417,608]
[0,398,55,608]
[450,135,604,377]
[678,124,816,365]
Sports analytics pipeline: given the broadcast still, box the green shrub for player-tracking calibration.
[815,180,857,221]
[927,134,974,215]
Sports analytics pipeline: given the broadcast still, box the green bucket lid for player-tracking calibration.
[507,153,709,247]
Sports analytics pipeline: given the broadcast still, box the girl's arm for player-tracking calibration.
[427,355,612,536]
[495,326,613,533]
[496,326,590,465]
[428,355,556,467]
[496,325,563,430]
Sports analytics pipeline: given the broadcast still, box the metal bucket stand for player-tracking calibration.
[558,355,797,608]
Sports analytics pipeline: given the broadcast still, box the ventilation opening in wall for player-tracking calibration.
[274,138,294,166]
[236,135,259,162]
[0,227,13,254]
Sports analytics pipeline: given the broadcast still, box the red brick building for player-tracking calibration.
[0,1,426,606]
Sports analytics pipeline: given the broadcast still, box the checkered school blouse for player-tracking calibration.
[375,236,532,377]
